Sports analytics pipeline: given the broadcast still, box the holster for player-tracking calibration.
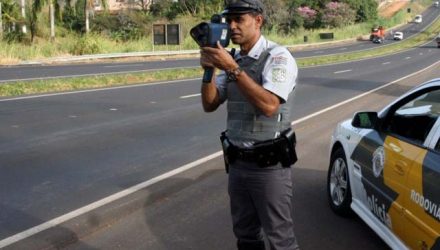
[280,128,298,166]
[253,128,297,167]
[220,131,236,173]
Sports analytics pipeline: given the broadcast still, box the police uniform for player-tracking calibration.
[215,35,300,250]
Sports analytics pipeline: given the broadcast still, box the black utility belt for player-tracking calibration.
[220,129,298,172]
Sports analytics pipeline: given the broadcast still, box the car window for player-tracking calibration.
[385,89,440,145]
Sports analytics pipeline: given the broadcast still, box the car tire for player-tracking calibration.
[327,147,352,216]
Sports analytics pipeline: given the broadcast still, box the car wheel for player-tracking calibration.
[327,147,352,216]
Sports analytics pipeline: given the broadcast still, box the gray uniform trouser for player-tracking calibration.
[228,160,299,250]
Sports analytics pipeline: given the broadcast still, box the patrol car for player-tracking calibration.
[327,78,440,249]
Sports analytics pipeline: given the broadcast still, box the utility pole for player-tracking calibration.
[21,0,27,33]
[50,2,55,39]
[85,9,90,33]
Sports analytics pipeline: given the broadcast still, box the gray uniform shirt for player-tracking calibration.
[215,36,298,147]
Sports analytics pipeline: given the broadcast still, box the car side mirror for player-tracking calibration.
[351,112,379,129]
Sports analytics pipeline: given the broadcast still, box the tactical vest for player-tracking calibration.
[226,45,295,142]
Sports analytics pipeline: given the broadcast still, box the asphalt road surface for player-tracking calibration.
[62,60,440,250]
[1,37,440,250]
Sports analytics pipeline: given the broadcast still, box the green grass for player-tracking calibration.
[0,68,203,97]
[2,13,439,98]
[0,1,436,97]
[0,1,432,64]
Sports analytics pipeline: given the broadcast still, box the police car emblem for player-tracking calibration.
[272,67,287,83]
[372,146,385,178]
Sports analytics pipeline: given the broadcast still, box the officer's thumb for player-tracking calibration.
[216,41,224,50]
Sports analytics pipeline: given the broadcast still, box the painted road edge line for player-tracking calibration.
[0,151,223,248]
[0,60,439,248]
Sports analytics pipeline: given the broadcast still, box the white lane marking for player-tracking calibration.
[69,115,78,118]
[11,125,19,128]
[180,93,201,99]
[334,69,352,74]
[0,61,438,248]
[405,57,411,60]
[292,60,440,126]
[382,62,391,65]
[150,101,157,104]
[104,64,144,68]
[338,48,347,51]
[109,108,118,111]
[419,53,424,55]
[314,51,324,54]
[0,78,200,102]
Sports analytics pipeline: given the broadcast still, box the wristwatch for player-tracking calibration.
[226,66,243,81]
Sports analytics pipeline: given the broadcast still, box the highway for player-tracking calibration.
[0,6,439,83]
[1,36,439,249]
[1,6,440,249]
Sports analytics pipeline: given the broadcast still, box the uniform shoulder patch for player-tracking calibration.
[272,67,287,83]
[272,56,288,65]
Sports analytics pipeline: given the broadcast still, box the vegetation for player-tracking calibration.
[0,0,432,62]
[2,11,439,98]
[0,0,387,61]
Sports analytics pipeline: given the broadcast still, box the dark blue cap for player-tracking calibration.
[222,0,264,15]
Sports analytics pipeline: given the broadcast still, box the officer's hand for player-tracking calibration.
[201,41,238,71]
[200,49,214,69]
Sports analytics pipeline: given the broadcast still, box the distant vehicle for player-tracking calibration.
[414,15,423,23]
[372,36,384,44]
[435,1,439,7]
[370,26,385,41]
[393,31,403,40]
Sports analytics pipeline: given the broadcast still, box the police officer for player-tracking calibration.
[199,0,299,249]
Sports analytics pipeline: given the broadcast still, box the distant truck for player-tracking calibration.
[436,34,440,48]
[370,26,385,43]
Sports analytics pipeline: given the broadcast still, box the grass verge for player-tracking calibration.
[0,68,203,97]
[1,4,438,98]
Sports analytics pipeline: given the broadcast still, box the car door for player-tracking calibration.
[350,87,440,244]
[383,88,440,249]
[404,118,440,250]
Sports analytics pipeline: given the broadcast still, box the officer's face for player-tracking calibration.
[226,13,263,46]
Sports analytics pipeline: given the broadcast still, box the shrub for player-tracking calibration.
[297,6,318,29]
[321,2,356,28]
[69,36,101,55]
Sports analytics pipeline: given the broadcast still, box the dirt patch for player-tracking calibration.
[379,0,410,18]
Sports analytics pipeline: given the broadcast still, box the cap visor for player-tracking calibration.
[222,8,255,15]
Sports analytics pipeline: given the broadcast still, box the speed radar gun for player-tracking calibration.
[190,14,231,83]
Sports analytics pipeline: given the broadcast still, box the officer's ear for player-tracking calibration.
[255,14,264,28]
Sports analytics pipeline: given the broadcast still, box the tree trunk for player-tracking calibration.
[85,9,90,33]
[21,0,27,33]
[50,3,55,39]
[0,3,3,38]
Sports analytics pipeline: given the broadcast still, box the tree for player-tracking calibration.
[262,0,291,34]
[83,0,107,33]
[341,0,377,22]
[1,0,22,31]
[297,6,317,29]
[321,2,356,28]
